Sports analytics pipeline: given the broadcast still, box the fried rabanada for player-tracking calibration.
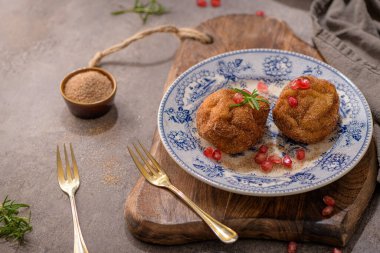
[196,89,270,154]
[273,76,339,144]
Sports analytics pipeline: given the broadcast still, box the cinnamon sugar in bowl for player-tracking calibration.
[60,67,117,119]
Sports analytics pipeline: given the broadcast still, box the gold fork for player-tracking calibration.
[127,142,238,244]
[57,144,89,253]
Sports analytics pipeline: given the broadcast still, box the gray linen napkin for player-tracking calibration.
[310,0,380,182]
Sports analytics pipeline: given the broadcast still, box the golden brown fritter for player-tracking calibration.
[273,76,339,144]
[196,89,270,154]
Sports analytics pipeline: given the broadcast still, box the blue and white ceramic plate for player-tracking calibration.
[158,49,373,196]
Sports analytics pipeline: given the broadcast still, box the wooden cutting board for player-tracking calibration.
[124,14,378,247]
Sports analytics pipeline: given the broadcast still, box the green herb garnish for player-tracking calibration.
[0,196,32,242]
[111,0,168,24]
[230,88,269,110]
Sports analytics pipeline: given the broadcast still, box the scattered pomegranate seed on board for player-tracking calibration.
[258,145,268,153]
[256,10,265,16]
[254,152,267,164]
[322,206,334,217]
[197,0,207,7]
[260,160,273,173]
[323,195,336,206]
[282,155,293,168]
[288,96,298,107]
[212,149,222,161]
[268,154,282,164]
[203,146,214,158]
[296,148,305,160]
[233,92,244,104]
[287,241,297,253]
[211,0,221,7]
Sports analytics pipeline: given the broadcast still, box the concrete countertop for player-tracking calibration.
[0,0,379,252]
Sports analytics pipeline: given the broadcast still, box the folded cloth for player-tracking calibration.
[311,0,380,182]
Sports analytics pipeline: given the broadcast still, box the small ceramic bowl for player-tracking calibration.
[60,67,117,119]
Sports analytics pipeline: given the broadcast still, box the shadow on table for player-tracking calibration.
[345,184,380,252]
[123,221,238,253]
[274,0,313,11]
[60,106,118,136]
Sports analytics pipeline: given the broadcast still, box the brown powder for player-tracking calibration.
[102,157,121,185]
[64,71,113,103]
[103,174,120,185]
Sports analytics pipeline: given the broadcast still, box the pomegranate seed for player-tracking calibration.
[295,78,303,86]
[260,160,273,173]
[268,154,282,164]
[212,149,222,161]
[287,241,297,253]
[290,78,310,90]
[232,92,244,104]
[203,146,214,158]
[332,248,342,253]
[298,78,310,89]
[323,195,336,207]
[282,155,292,168]
[254,152,267,164]
[211,0,221,7]
[296,148,305,160]
[288,96,298,107]
[257,81,268,93]
[290,80,299,90]
[197,0,207,7]
[322,206,334,217]
[258,145,268,153]
[256,10,265,17]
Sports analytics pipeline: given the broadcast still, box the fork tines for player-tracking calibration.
[127,141,162,177]
[56,143,79,183]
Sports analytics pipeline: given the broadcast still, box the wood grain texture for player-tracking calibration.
[124,14,378,247]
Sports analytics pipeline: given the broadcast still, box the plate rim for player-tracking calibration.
[157,48,373,197]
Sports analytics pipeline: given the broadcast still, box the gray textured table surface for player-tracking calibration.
[0,0,379,252]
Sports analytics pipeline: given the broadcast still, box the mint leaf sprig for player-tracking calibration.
[112,0,168,24]
[0,196,32,243]
[230,88,269,110]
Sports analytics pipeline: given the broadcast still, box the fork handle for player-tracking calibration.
[166,184,238,243]
[69,195,89,253]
